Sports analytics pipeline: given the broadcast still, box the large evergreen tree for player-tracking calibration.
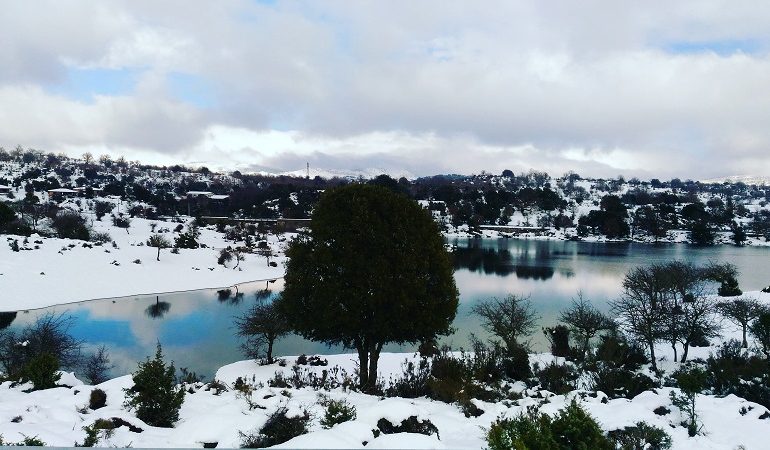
[278,184,458,392]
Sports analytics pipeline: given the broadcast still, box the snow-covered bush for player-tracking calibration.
[589,366,656,400]
[533,360,578,395]
[318,395,357,429]
[607,421,672,450]
[238,406,310,448]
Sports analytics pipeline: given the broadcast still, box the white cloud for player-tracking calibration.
[2,1,770,178]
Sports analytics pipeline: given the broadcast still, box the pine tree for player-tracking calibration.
[123,344,185,428]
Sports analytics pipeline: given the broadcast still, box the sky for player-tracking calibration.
[1,1,770,179]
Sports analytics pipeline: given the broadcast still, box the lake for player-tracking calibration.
[3,238,770,379]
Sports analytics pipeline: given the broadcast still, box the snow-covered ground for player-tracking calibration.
[0,217,286,312]
[0,346,768,449]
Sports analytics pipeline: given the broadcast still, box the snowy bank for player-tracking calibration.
[0,217,286,312]
[0,352,769,448]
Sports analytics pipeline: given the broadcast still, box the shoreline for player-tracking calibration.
[3,275,284,314]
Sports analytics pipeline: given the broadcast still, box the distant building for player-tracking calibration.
[73,186,103,196]
[184,191,229,215]
[0,184,11,194]
[47,188,78,200]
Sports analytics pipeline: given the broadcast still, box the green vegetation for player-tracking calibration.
[279,184,458,392]
[123,344,185,428]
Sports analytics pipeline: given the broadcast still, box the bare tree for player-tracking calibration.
[471,294,539,353]
[559,291,611,354]
[83,345,113,385]
[611,266,668,371]
[750,311,770,359]
[613,261,727,368]
[235,296,290,364]
[0,313,82,379]
[719,297,766,348]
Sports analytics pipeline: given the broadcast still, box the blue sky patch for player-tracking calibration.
[167,72,217,108]
[51,67,140,102]
[663,39,762,56]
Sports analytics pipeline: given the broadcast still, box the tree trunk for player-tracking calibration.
[648,339,657,371]
[367,343,383,392]
[742,324,748,348]
[357,347,369,391]
[681,342,689,362]
[267,338,274,364]
[671,342,677,363]
[157,247,160,261]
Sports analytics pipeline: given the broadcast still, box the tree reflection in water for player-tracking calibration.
[145,296,171,319]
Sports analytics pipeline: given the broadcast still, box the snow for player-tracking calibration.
[0,216,286,311]
[0,349,769,448]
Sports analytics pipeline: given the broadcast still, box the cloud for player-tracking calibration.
[2,1,770,178]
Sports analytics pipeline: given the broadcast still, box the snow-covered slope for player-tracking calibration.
[0,217,286,311]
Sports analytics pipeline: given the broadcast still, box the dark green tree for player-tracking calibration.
[278,184,458,392]
[731,221,747,246]
[689,219,714,246]
[123,344,185,428]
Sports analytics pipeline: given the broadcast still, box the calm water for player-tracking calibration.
[3,239,770,379]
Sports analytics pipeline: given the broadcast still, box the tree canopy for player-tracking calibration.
[278,184,458,391]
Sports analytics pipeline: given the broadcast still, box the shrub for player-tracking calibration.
[385,359,431,398]
[52,210,90,240]
[174,230,199,249]
[239,407,310,448]
[375,416,439,438]
[590,366,656,399]
[111,214,131,231]
[89,388,107,410]
[318,396,357,429]
[534,361,578,395]
[607,421,672,450]
[543,325,572,358]
[21,352,61,390]
[123,344,185,428]
[670,366,707,436]
[90,231,112,244]
[0,435,46,446]
[486,407,558,450]
[550,400,613,450]
[705,340,770,409]
[592,332,648,371]
[505,342,533,381]
[486,401,612,450]
[427,352,468,403]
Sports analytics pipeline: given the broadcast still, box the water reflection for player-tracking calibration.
[0,311,17,330]
[4,238,769,379]
[145,297,171,319]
